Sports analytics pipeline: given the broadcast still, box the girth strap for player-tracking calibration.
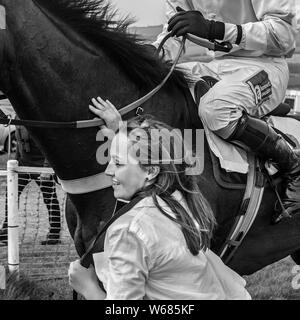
[219,154,265,264]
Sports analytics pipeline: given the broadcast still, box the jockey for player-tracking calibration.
[152,0,300,222]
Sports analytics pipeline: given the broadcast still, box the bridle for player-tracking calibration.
[0,34,231,129]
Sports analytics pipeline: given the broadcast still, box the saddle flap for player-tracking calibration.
[210,147,247,190]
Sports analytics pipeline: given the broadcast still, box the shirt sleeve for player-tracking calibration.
[103,225,150,300]
[236,0,297,57]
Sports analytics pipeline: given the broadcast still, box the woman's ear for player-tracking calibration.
[146,166,160,182]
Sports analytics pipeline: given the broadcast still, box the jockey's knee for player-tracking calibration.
[213,119,241,140]
[199,97,243,135]
[198,99,218,129]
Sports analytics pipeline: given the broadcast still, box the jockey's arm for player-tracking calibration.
[237,0,297,57]
[152,0,297,60]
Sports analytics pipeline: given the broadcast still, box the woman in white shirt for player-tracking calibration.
[68,97,251,300]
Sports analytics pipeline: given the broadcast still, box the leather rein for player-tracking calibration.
[0,34,231,129]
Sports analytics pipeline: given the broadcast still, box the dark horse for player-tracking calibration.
[0,0,300,275]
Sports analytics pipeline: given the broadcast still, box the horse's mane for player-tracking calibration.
[34,0,188,90]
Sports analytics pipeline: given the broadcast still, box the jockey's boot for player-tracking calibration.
[227,113,300,223]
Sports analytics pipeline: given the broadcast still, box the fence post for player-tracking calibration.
[7,160,19,278]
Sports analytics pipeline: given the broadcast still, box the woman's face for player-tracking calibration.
[105,132,149,201]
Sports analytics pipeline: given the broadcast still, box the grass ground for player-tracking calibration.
[244,258,300,300]
[1,257,299,300]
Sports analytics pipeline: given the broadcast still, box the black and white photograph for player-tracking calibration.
[0,0,300,305]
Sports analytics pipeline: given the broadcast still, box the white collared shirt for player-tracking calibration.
[93,191,251,300]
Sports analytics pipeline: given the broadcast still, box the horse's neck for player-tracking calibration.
[2,2,142,181]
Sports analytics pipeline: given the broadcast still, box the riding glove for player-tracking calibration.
[167,7,225,41]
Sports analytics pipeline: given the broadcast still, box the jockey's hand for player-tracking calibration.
[167,6,224,41]
[89,97,123,134]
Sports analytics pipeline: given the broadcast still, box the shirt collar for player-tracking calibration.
[133,190,184,210]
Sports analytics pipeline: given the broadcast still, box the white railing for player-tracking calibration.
[0,160,78,282]
[6,160,19,276]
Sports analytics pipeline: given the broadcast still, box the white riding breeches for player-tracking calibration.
[180,56,289,132]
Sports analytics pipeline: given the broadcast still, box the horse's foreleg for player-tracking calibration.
[65,196,85,256]
[65,196,77,239]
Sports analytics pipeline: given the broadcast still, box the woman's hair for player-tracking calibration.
[118,115,216,254]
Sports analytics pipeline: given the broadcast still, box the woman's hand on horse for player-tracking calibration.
[89,96,122,133]
[68,259,105,300]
